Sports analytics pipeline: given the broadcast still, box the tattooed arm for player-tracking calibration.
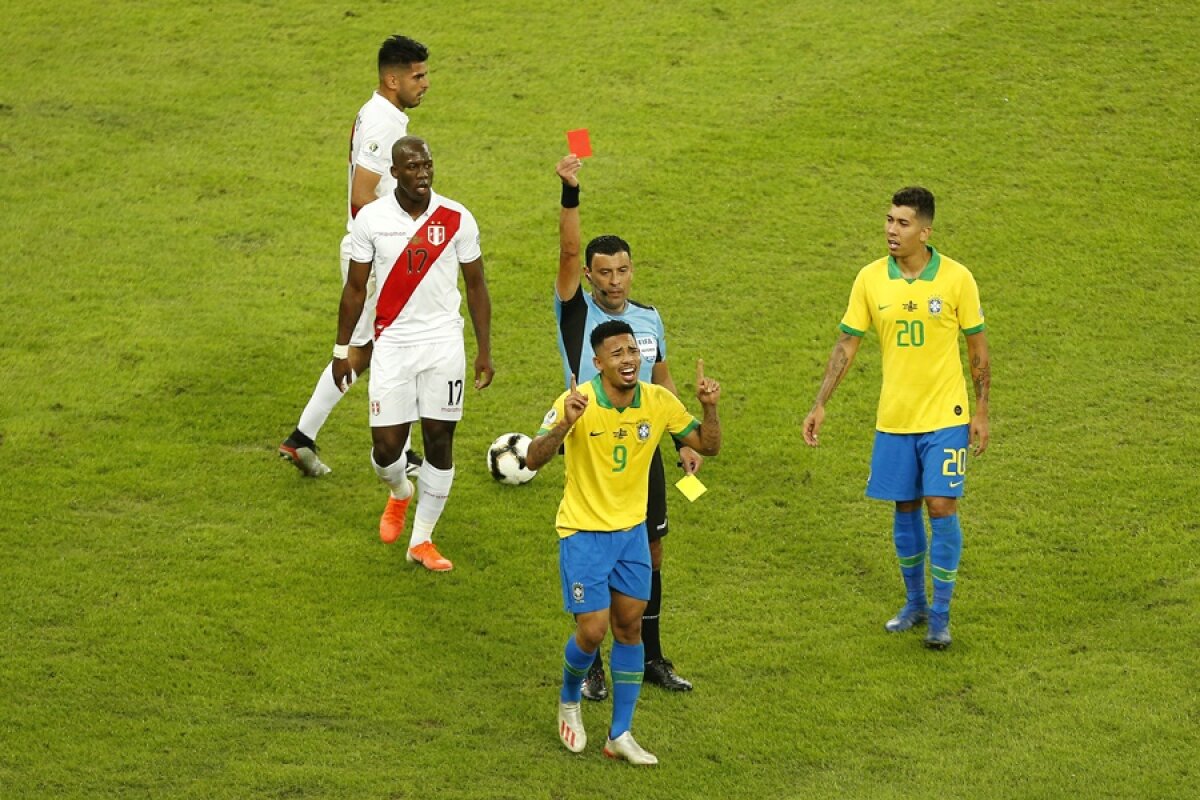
[966,330,991,455]
[802,331,863,447]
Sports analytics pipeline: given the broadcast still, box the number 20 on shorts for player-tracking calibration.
[941,447,966,477]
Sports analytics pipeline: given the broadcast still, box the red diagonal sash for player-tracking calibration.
[374,205,462,338]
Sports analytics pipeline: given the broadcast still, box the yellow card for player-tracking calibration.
[674,474,707,502]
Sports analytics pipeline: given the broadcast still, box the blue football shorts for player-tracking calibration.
[866,424,970,501]
[559,523,652,614]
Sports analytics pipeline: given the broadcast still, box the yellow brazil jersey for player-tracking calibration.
[839,246,985,433]
[537,376,699,538]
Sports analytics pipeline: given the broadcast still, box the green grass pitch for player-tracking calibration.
[1,1,1196,797]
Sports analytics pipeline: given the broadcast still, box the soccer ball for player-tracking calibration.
[487,432,537,485]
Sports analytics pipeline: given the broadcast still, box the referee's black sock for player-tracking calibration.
[642,569,663,662]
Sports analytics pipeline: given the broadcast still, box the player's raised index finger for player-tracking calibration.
[696,358,705,384]
[569,374,577,392]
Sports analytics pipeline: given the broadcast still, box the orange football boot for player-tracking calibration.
[406,541,453,572]
[379,495,412,544]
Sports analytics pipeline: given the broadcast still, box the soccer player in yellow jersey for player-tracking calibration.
[803,187,991,650]
[526,320,721,764]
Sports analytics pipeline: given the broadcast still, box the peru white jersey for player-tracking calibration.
[346,92,410,230]
[348,191,482,347]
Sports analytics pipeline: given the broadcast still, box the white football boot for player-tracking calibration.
[557,701,586,753]
[603,731,658,765]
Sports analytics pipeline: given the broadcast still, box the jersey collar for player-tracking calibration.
[887,245,941,282]
[388,189,440,224]
[590,375,642,410]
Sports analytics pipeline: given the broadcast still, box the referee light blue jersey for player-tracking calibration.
[554,286,666,388]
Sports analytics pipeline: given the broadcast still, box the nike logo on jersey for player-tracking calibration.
[877,304,892,310]
[949,480,963,488]
[589,431,605,437]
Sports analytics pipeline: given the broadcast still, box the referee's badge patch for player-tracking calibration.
[636,421,652,441]
[636,335,658,362]
[572,582,585,603]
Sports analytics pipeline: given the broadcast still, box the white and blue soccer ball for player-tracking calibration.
[486,432,537,485]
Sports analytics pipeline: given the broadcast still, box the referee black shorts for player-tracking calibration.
[646,447,669,543]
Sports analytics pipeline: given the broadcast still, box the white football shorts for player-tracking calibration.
[368,336,466,426]
[340,233,378,347]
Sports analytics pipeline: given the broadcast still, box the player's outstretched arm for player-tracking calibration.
[966,330,990,455]
[678,359,721,457]
[333,259,371,391]
[461,257,494,389]
[526,376,589,470]
[555,155,583,302]
[803,331,861,447]
[652,360,704,474]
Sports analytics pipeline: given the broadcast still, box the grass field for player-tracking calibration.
[2,1,1197,798]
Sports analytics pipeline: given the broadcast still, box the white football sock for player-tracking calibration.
[371,449,412,499]
[297,362,352,441]
[409,462,455,548]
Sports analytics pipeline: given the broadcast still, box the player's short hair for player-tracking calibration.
[391,135,429,160]
[590,320,635,353]
[892,186,935,223]
[585,235,632,268]
[378,35,428,71]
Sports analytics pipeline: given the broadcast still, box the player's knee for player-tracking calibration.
[610,603,645,643]
[421,421,456,467]
[925,497,958,518]
[611,617,643,645]
[371,428,409,467]
[575,618,608,651]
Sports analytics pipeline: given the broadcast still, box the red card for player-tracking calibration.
[566,128,592,158]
